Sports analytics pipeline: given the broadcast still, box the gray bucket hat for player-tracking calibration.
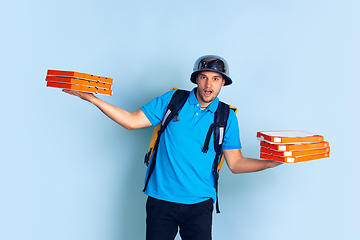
[190,55,232,86]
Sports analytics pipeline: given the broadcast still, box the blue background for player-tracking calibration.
[1,0,358,239]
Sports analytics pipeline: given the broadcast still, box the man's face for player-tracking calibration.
[195,71,225,107]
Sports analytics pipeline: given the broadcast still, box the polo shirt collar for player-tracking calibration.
[189,87,219,113]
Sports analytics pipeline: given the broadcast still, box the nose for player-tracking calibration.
[205,79,211,88]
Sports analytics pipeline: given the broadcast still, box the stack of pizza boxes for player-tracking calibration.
[46,70,113,96]
[257,130,330,163]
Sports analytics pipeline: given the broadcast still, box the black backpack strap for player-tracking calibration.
[143,89,190,192]
[202,101,230,213]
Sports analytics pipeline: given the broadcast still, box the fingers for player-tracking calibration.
[62,89,95,101]
[272,161,283,167]
[62,89,78,96]
[62,89,82,98]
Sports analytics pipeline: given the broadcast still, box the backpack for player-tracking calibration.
[143,88,237,213]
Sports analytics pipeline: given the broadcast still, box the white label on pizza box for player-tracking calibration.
[284,152,292,157]
[279,145,287,151]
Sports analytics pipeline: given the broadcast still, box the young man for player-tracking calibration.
[63,55,282,240]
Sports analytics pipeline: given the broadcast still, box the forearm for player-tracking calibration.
[224,149,282,174]
[90,97,149,130]
[229,157,279,174]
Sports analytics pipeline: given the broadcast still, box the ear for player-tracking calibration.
[222,79,225,86]
[195,74,199,84]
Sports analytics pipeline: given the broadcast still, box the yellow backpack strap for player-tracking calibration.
[143,89,190,191]
[144,124,161,166]
[216,105,237,173]
[144,87,179,166]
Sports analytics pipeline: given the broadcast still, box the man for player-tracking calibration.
[63,55,282,240]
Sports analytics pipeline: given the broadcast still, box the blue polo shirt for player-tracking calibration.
[141,88,241,204]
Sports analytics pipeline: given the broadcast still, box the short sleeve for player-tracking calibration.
[140,90,176,126]
[222,109,242,150]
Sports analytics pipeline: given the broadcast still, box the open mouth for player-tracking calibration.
[204,89,213,97]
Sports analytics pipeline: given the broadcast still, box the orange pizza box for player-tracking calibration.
[46,81,112,96]
[46,75,112,90]
[260,140,330,151]
[260,146,330,157]
[95,88,113,95]
[260,152,330,163]
[47,69,113,84]
[257,130,323,144]
[46,75,97,87]
[95,81,112,90]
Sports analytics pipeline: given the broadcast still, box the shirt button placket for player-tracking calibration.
[191,105,201,124]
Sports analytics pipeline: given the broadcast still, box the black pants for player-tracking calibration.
[146,196,213,240]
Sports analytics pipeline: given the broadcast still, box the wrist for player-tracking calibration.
[87,94,99,104]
